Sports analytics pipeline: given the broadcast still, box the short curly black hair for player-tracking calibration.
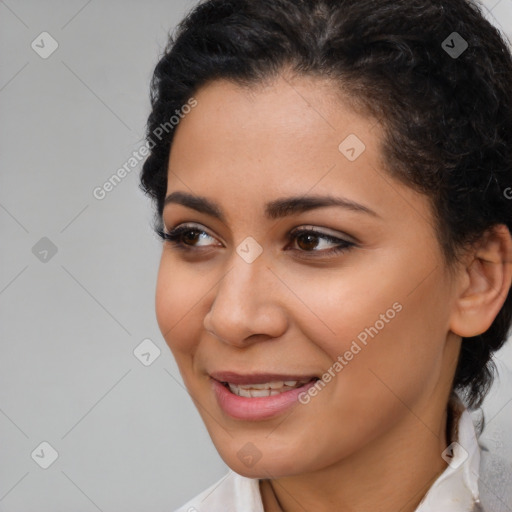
[140,0,512,409]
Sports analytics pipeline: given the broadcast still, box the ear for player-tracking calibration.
[450,224,512,337]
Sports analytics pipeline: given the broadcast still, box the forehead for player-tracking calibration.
[165,75,433,229]
[170,75,369,158]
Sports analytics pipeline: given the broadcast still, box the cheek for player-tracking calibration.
[284,262,450,398]
[155,254,207,356]
[278,265,403,357]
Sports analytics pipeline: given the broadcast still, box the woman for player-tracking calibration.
[140,0,512,510]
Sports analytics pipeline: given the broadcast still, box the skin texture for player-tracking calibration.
[155,72,512,512]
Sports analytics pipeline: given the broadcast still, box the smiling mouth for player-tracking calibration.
[220,378,319,398]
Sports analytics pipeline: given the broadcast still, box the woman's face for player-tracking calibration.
[155,74,462,478]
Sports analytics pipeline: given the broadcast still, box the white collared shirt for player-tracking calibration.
[174,396,510,511]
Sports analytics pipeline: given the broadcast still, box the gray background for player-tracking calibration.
[0,1,511,511]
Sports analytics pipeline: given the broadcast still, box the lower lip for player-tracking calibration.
[211,378,318,421]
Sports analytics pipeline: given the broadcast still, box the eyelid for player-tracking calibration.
[285,226,356,257]
[163,221,218,238]
[289,225,358,244]
[163,222,223,246]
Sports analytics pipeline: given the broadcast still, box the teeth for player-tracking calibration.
[248,382,281,390]
[227,379,312,397]
[247,388,272,397]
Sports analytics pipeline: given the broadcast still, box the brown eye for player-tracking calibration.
[182,229,203,245]
[157,224,219,248]
[287,227,355,256]
[296,232,321,251]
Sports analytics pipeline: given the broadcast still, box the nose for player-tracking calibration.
[203,254,289,347]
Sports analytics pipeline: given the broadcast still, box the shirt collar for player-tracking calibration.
[414,392,482,511]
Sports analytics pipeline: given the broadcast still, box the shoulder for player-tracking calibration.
[173,469,264,512]
[477,442,512,512]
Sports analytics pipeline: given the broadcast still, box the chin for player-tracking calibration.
[213,438,310,479]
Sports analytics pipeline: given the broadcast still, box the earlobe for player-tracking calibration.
[450,224,512,338]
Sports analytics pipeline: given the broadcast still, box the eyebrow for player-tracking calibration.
[163,191,378,222]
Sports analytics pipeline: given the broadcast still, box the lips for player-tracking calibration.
[210,375,320,420]
[209,371,319,398]
[226,379,316,397]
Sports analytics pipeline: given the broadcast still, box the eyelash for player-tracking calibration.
[156,223,355,257]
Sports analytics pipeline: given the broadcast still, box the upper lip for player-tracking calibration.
[210,371,319,385]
